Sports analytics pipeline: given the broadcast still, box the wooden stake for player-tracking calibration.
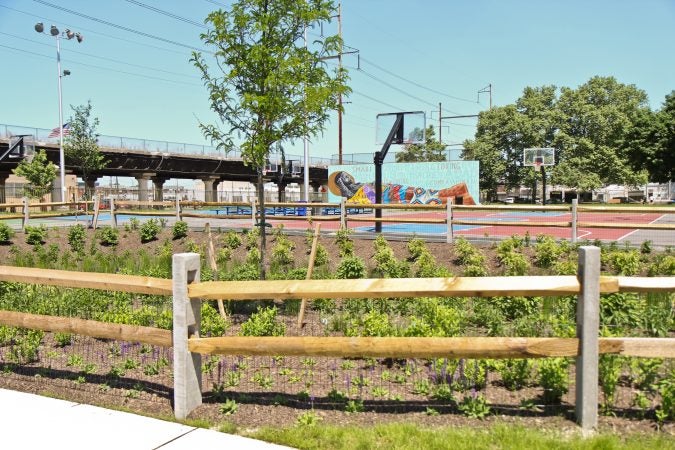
[297,223,321,328]
[205,223,227,319]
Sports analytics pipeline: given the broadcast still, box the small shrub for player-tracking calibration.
[407,237,427,261]
[599,354,623,413]
[538,358,569,404]
[335,227,354,257]
[219,398,238,415]
[336,255,366,279]
[67,224,86,253]
[240,306,285,336]
[25,225,47,246]
[201,303,230,336]
[244,227,259,250]
[458,392,491,419]
[534,235,563,268]
[128,217,140,230]
[346,310,397,337]
[497,359,532,390]
[140,219,161,243]
[172,221,189,240]
[0,222,15,243]
[640,240,652,254]
[222,230,242,250]
[607,250,640,276]
[98,226,119,247]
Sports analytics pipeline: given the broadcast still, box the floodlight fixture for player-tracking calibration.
[50,25,59,36]
[34,22,44,33]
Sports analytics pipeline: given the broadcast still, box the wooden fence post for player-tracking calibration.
[251,200,257,228]
[92,194,100,230]
[172,252,202,420]
[446,200,453,244]
[571,198,578,244]
[110,197,117,228]
[340,198,346,229]
[176,197,182,222]
[21,197,29,231]
[576,246,600,432]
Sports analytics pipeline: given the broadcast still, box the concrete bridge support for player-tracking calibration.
[202,176,219,203]
[153,177,167,202]
[135,174,152,202]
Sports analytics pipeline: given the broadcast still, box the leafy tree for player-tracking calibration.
[395,126,446,162]
[63,101,106,200]
[192,0,350,279]
[553,76,649,189]
[624,91,675,183]
[12,149,57,200]
[463,77,651,197]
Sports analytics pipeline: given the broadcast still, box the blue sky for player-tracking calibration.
[0,0,673,169]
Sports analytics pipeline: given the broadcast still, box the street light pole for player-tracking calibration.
[55,34,66,203]
[35,23,83,203]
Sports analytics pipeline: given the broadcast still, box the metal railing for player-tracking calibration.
[0,123,333,167]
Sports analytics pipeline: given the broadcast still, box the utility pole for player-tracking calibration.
[478,84,492,109]
[438,102,442,144]
[337,2,343,164]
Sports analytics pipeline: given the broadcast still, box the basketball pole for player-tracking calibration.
[374,113,404,233]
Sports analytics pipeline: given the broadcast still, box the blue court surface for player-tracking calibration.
[356,223,481,234]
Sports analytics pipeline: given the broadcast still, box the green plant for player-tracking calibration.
[25,225,47,246]
[128,217,140,230]
[172,221,189,239]
[297,411,321,426]
[0,222,15,243]
[67,224,86,253]
[66,354,84,367]
[244,227,259,250]
[222,230,242,249]
[641,240,653,254]
[220,398,238,415]
[538,358,569,404]
[335,227,354,257]
[458,392,491,419]
[344,399,364,413]
[533,235,563,268]
[346,310,396,337]
[98,226,119,247]
[497,359,532,390]
[54,332,73,347]
[140,219,161,242]
[201,303,230,336]
[336,255,366,279]
[656,370,675,423]
[240,306,285,336]
[599,355,623,413]
[608,250,641,275]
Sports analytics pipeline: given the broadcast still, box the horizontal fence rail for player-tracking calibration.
[0,250,673,431]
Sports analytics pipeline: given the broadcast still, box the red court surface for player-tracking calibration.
[264,209,670,242]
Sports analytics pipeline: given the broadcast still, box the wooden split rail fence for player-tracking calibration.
[2,197,672,245]
[0,249,673,430]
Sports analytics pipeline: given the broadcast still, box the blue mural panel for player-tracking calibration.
[327,161,480,205]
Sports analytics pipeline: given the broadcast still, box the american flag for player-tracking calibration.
[48,123,71,138]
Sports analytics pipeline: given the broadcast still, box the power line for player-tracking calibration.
[0,4,191,56]
[0,43,201,87]
[32,0,210,53]
[202,0,228,7]
[351,89,403,112]
[0,31,199,80]
[122,0,208,28]
[360,56,477,105]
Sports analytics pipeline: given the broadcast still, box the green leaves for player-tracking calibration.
[12,149,57,199]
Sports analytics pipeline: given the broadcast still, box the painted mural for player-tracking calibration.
[327,161,480,205]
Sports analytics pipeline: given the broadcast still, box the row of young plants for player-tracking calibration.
[0,221,674,422]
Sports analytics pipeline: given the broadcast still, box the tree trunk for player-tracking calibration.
[257,168,267,280]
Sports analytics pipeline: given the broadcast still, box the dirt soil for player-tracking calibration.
[0,226,672,437]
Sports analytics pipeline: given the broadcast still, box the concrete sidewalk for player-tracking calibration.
[0,388,292,450]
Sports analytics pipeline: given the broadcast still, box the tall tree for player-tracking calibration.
[553,76,649,189]
[623,91,675,183]
[395,125,446,162]
[63,101,106,200]
[12,150,57,200]
[192,0,349,279]
[464,77,652,198]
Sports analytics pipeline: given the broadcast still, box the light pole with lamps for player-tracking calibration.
[34,22,83,203]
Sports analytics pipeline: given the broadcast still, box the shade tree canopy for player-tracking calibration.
[462,76,663,199]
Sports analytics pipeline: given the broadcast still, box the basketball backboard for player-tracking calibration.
[376,111,425,145]
[524,147,555,167]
